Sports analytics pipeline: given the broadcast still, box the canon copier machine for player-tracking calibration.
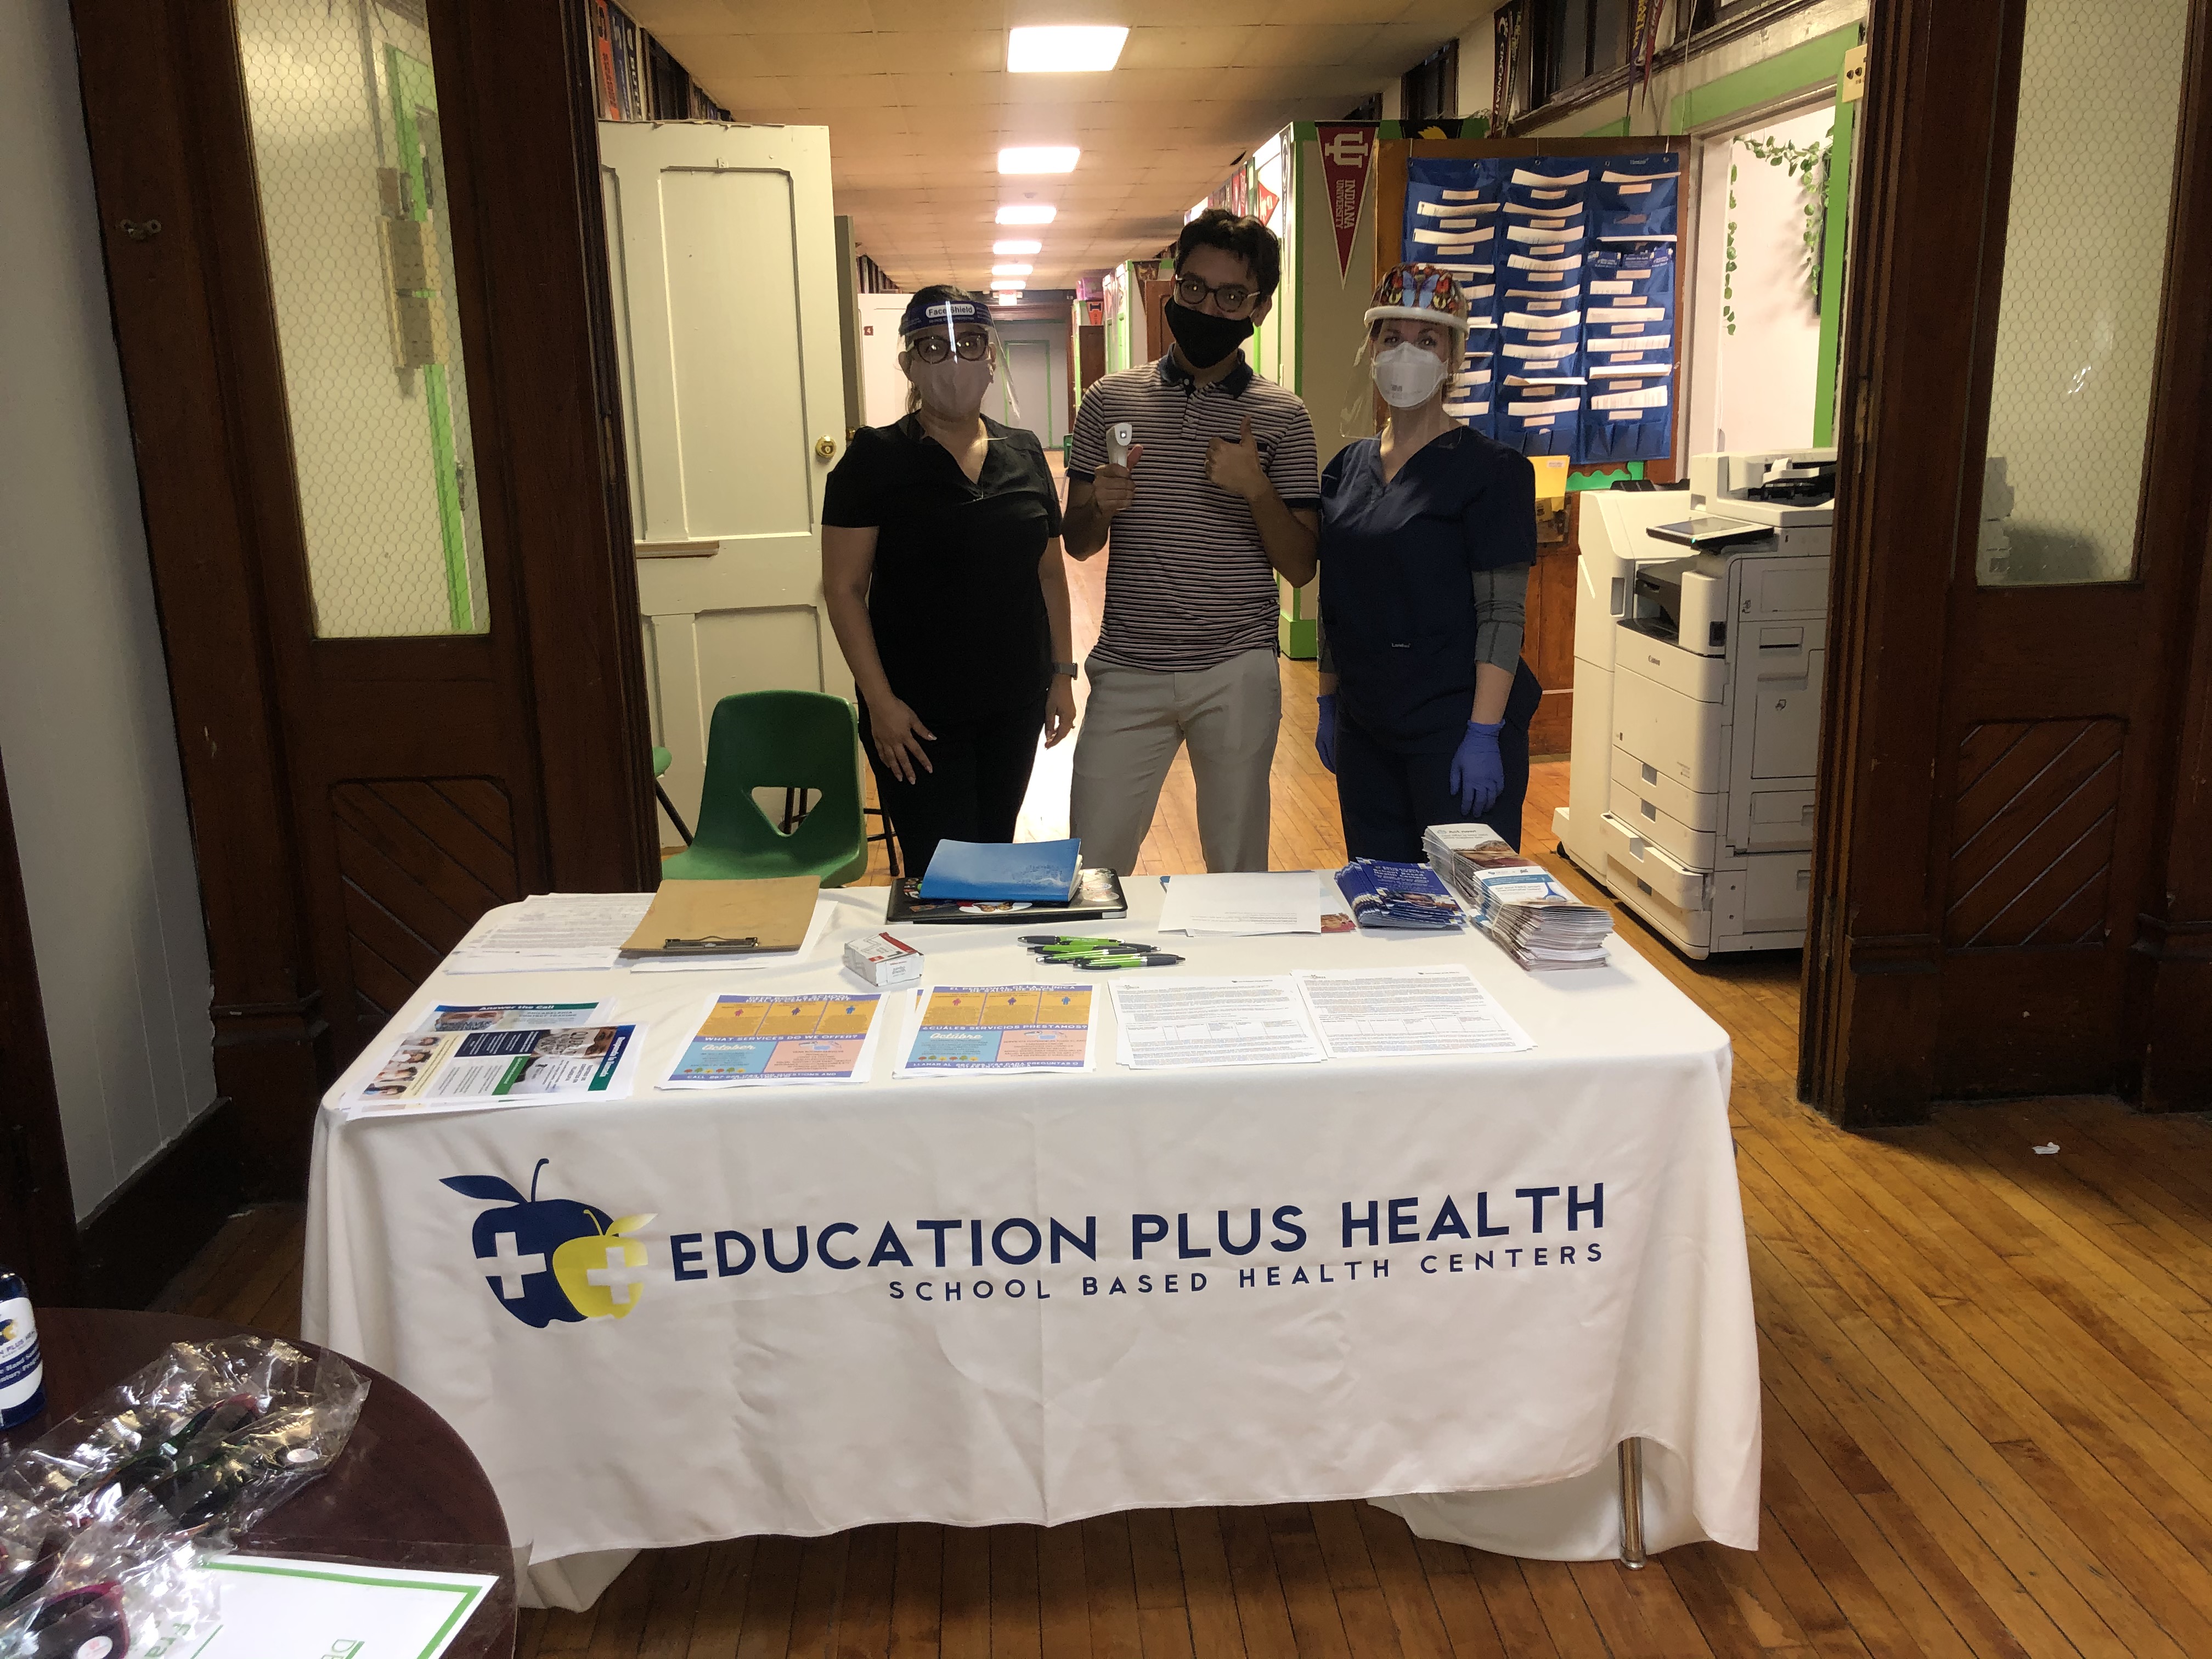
[1553,450,1835,958]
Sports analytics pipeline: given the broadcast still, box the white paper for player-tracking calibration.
[1156,872,1324,936]
[660,990,887,1088]
[1294,966,1536,1059]
[445,892,654,974]
[1109,975,1325,1070]
[343,1022,648,1118]
[627,895,835,972]
[425,1000,610,1031]
[186,1554,496,1658]
[894,983,1099,1078]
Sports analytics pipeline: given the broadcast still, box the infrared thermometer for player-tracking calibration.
[1106,421,1134,468]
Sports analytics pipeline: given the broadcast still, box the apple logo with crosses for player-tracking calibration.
[444,1158,654,1328]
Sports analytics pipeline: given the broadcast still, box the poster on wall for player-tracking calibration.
[1316,125,1376,280]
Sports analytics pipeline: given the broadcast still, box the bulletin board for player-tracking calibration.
[1373,137,1688,485]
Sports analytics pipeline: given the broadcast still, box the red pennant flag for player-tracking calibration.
[1314,125,1374,282]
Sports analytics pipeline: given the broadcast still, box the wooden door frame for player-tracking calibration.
[1802,0,2212,1124]
[67,0,654,1193]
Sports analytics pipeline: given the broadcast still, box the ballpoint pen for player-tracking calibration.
[1071,953,1184,970]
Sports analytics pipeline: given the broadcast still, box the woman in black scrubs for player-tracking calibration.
[822,287,1077,874]
[1314,265,1542,859]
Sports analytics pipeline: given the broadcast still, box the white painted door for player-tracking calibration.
[599,121,850,828]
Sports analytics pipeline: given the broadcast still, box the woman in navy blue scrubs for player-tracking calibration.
[1314,265,1542,860]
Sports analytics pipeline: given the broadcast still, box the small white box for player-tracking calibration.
[844,931,923,987]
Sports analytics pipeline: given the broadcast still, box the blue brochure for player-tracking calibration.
[918,838,1082,902]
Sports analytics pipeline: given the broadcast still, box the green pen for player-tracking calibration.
[1073,952,1184,970]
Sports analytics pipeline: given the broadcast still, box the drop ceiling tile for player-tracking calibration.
[1116,26,1267,70]
[1235,23,1390,66]
[652,0,879,35]
[748,30,1005,75]
[1013,0,1277,24]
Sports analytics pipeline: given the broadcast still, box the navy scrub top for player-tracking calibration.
[1318,425,1539,746]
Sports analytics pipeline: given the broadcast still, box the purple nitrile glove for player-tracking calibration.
[1449,719,1506,815]
[1315,693,1339,773]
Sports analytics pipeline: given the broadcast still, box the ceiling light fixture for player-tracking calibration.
[995,205,1057,225]
[1007,26,1128,74]
[991,263,1033,276]
[998,146,1080,174]
[992,239,1043,256]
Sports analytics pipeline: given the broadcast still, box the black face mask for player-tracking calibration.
[1164,299,1255,369]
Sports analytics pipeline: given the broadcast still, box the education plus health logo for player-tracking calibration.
[444,1158,652,1328]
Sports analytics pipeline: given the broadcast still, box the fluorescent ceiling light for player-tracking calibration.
[993,239,1043,256]
[1008,26,1128,73]
[1000,146,1080,174]
[996,205,1057,225]
[992,263,1033,276]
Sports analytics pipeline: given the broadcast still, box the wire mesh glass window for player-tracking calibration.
[1974,0,2191,585]
[235,0,490,636]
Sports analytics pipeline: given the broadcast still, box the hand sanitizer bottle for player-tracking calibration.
[0,1265,44,1430]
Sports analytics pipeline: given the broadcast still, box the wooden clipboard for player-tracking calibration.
[619,876,820,957]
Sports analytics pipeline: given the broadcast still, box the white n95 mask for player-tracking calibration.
[1372,342,1450,409]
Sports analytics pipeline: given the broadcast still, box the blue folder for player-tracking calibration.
[917,838,1082,901]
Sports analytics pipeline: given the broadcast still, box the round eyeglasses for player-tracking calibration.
[1173,274,1257,317]
[907,331,992,363]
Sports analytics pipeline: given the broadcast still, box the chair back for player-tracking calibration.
[659,690,868,885]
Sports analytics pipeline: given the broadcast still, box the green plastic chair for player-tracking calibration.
[659,691,869,886]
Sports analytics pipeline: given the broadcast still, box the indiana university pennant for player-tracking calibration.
[1314,125,1374,281]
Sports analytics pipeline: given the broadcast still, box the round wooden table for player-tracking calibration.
[4,1308,516,1656]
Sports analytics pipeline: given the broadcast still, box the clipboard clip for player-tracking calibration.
[658,934,760,954]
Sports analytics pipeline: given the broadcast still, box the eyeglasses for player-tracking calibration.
[907,332,992,363]
[1173,274,1257,317]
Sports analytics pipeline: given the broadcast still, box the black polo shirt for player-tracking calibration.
[823,414,1062,723]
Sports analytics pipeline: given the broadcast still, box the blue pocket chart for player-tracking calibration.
[1495,384,1583,456]
[1594,155,1680,240]
[1585,245,1676,305]
[1580,375,1673,462]
[1402,150,1679,465]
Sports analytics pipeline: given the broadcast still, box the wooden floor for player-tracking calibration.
[179,554,2212,1657]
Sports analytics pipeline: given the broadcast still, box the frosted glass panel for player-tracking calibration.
[1976,0,2189,585]
[236,0,489,635]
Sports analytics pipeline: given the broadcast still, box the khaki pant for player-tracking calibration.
[1070,649,1279,874]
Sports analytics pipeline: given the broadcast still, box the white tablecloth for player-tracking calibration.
[304,881,1758,1609]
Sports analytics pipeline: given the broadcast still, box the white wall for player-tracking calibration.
[1,0,218,1219]
[1685,104,1834,458]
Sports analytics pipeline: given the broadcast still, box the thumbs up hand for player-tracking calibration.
[1206,415,1270,503]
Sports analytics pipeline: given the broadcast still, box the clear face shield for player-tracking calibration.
[900,298,1022,429]
[1340,316,1474,438]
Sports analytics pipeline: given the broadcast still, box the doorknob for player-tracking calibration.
[814,436,837,460]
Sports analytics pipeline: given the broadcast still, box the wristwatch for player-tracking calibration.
[1052,661,1080,678]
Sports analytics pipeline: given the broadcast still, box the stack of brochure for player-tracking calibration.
[1423,823,1612,970]
[1333,859,1466,930]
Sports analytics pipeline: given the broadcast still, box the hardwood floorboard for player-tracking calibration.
[164,623,2212,1656]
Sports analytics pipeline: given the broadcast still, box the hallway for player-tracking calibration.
[168,602,2212,1655]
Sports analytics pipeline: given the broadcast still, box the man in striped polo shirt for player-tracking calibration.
[1064,209,1322,874]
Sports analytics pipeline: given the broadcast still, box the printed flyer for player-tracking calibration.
[662,992,885,1087]
[346,1023,642,1116]
[894,984,1096,1077]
